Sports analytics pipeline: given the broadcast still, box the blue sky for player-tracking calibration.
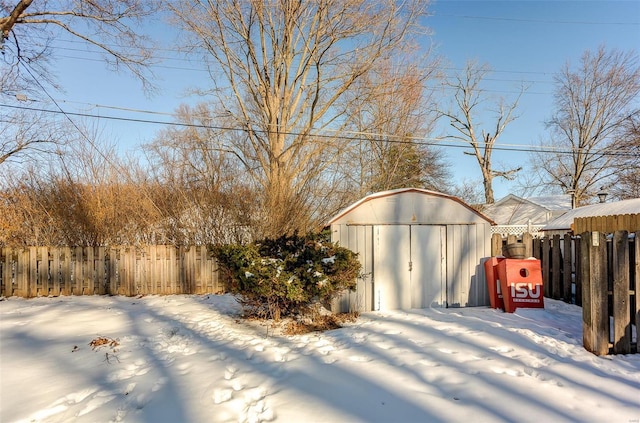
[39,1,640,200]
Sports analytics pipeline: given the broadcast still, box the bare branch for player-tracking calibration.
[534,46,640,205]
[438,60,524,204]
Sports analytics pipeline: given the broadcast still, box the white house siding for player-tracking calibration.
[329,189,493,312]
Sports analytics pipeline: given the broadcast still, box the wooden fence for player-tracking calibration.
[574,213,640,234]
[0,245,222,298]
[492,231,639,355]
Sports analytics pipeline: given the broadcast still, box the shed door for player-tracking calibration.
[411,225,446,308]
[373,225,446,310]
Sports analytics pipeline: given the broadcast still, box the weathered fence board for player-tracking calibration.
[551,235,562,300]
[612,231,630,354]
[575,213,640,234]
[0,246,222,298]
[581,231,610,356]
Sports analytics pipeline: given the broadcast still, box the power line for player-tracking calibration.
[435,14,640,26]
[2,102,637,158]
[44,35,560,81]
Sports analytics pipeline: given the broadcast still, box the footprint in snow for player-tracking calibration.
[349,355,372,362]
[374,342,393,350]
[176,362,191,375]
[124,382,136,395]
[209,352,227,362]
[316,345,334,355]
[213,388,234,404]
[490,346,514,354]
[231,378,245,391]
[417,359,440,367]
[225,366,237,380]
[491,367,524,377]
[152,377,167,392]
[240,387,275,423]
[523,368,564,386]
[273,347,292,362]
[351,334,367,343]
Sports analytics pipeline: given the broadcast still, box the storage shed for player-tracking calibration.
[328,188,495,312]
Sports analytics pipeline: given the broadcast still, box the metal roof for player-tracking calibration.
[327,188,495,226]
[542,198,640,231]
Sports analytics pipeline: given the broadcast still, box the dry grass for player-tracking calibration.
[283,312,359,335]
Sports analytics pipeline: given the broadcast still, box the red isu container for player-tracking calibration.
[497,259,544,313]
[484,257,505,310]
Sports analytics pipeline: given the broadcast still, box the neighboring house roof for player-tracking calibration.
[543,198,640,231]
[526,195,573,211]
[327,187,495,226]
[482,194,571,225]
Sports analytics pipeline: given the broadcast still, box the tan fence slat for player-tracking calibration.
[61,247,70,296]
[170,246,178,294]
[0,248,5,297]
[552,235,562,300]
[51,248,61,296]
[96,247,106,295]
[542,238,550,298]
[86,247,95,295]
[574,237,582,306]
[562,234,572,303]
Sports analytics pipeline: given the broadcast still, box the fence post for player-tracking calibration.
[29,246,37,298]
[523,232,533,258]
[179,246,187,294]
[86,246,95,295]
[581,231,609,356]
[491,233,502,256]
[0,248,8,297]
[574,236,582,307]
[563,234,573,303]
[532,237,541,259]
[96,247,106,295]
[542,237,550,298]
[634,231,640,353]
[612,231,630,354]
[108,247,117,295]
[61,247,70,296]
[73,247,83,295]
[552,235,562,299]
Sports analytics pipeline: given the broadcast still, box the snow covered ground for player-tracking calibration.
[1,294,639,423]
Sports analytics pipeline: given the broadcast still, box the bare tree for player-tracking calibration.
[0,106,69,165]
[166,0,431,238]
[438,60,524,204]
[0,0,159,170]
[1,0,158,93]
[533,46,640,206]
[341,60,449,199]
[608,113,640,200]
[145,103,256,245]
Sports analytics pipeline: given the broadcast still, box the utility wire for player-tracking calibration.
[2,102,637,158]
[435,14,639,26]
